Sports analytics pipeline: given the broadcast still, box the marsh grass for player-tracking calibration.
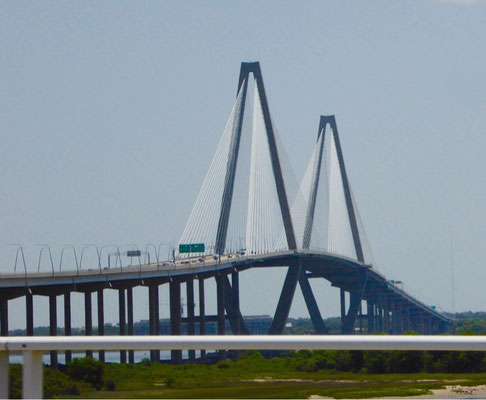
[83,352,486,399]
[10,351,486,398]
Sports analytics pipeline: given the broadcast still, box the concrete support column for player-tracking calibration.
[383,294,389,334]
[358,303,363,334]
[198,278,206,359]
[400,306,413,334]
[377,293,383,333]
[340,289,346,333]
[97,289,105,362]
[49,294,58,369]
[400,307,405,334]
[64,293,72,363]
[399,307,404,333]
[186,279,195,361]
[232,271,242,357]
[84,292,93,357]
[391,299,398,335]
[231,272,241,335]
[170,281,182,364]
[26,293,34,336]
[119,288,126,363]
[127,287,134,363]
[373,292,380,332]
[216,275,226,360]
[148,285,160,362]
[342,291,363,334]
[367,298,374,333]
[0,299,8,337]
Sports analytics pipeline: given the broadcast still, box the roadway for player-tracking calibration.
[0,250,451,324]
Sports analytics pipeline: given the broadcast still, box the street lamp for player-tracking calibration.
[99,245,118,270]
[158,243,172,263]
[8,244,27,276]
[59,245,79,274]
[111,246,123,271]
[144,243,159,267]
[80,245,102,273]
[36,244,54,275]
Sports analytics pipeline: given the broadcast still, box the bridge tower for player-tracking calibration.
[297,115,369,334]
[210,62,330,336]
[178,63,372,336]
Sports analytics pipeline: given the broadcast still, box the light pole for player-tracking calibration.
[145,243,159,267]
[59,245,79,274]
[157,243,171,263]
[99,245,117,270]
[36,244,54,275]
[113,246,123,271]
[9,244,28,276]
[80,245,102,273]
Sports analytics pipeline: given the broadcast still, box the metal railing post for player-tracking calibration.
[23,350,43,399]
[0,351,8,399]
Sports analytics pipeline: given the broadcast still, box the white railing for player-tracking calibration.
[2,335,486,399]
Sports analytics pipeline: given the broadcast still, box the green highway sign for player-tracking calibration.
[179,243,205,253]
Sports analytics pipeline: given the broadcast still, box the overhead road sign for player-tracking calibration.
[179,243,205,253]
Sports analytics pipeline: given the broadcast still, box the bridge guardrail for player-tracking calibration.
[2,335,486,399]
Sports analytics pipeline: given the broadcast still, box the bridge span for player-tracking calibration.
[0,61,452,367]
[0,248,452,367]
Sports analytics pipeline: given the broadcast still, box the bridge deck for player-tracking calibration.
[0,250,451,323]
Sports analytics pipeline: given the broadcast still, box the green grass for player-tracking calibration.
[11,351,486,398]
[73,359,486,399]
[81,379,460,399]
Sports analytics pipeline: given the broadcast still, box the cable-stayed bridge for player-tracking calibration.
[0,62,452,367]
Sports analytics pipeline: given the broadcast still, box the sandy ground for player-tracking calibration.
[309,384,486,399]
[245,378,486,399]
[417,384,486,398]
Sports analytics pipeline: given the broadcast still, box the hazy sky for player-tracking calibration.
[1,1,486,330]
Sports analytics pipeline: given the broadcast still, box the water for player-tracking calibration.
[8,350,195,365]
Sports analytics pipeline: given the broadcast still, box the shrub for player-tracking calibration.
[334,351,354,372]
[296,350,312,359]
[239,350,265,361]
[9,364,22,399]
[44,368,80,398]
[67,357,104,389]
[363,351,388,373]
[387,351,423,373]
[218,360,231,369]
[105,379,116,391]
[8,364,81,399]
[164,374,177,388]
[350,351,364,372]
[140,357,151,366]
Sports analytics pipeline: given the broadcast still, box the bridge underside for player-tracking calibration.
[0,253,452,366]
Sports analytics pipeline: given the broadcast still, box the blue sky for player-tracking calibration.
[1,1,486,329]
